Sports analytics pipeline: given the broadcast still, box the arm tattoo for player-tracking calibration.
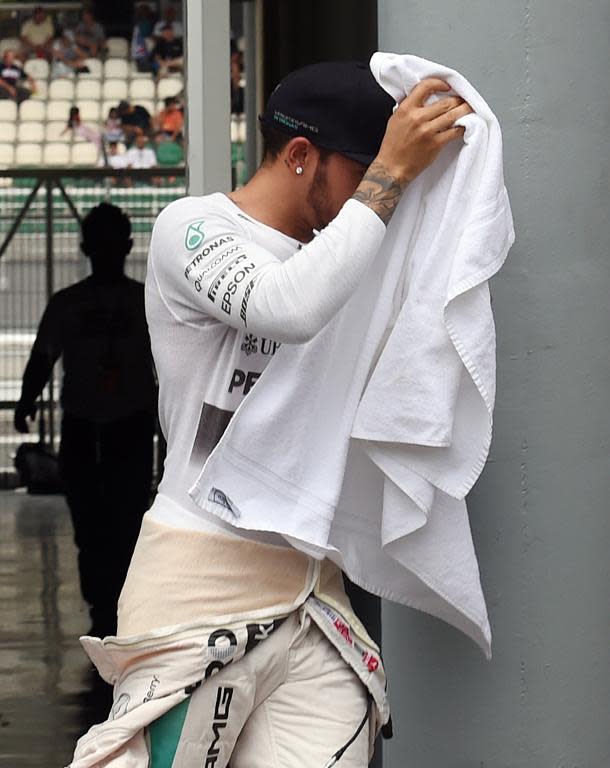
[351,160,406,226]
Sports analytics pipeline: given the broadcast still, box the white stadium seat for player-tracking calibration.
[17,122,45,143]
[102,79,128,101]
[157,77,183,100]
[46,100,71,122]
[106,37,129,58]
[49,79,75,101]
[43,143,71,166]
[104,58,130,79]
[31,80,48,101]
[75,79,102,100]
[76,100,101,122]
[0,101,18,122]
[24,58,50,80]
[19,100,46,122]
[45,121,70,143]
[81,58,103,79]
[16,143,43,166]
[0,143,15,166]
[71,143,99,166]
[0,122,17,143]
[129,78,155,101]
[0,38,20,56]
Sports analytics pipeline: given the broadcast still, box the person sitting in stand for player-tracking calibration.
[74,9,107,58]
[62,106,101,151]
[152,96,183,143]
[150,23,183,79]
[103,106,125,144]
[52,29,89,78]
[124,133,156,169]
[117,99,151,146]
[152,5,183,39]
[0,49,36,103]
[131,3,155,73]
[98,141,126,169]
[230,42,244,115]
[19,5,55,61]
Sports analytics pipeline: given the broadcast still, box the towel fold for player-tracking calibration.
[190,52,515,658]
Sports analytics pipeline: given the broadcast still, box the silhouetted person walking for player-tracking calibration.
[14,203,157,638]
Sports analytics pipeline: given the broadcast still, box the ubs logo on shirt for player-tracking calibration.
[240,334,281,357]
[185,220,205,251]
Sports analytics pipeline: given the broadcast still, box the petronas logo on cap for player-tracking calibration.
[185,220,205,251]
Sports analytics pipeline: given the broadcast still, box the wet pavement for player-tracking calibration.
[0,490,112,768]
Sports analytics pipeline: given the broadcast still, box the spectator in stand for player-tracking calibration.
[151,23,183,79]
[117,99,151,145]
[52,29,90,78]
[152,5,183,39]
[0,49,36,103]
[20,5,55,61]
[131,3,155,73]
[230,44,244,114]
[74,9,107,58]
[103,107,124,144]
[124,133,156,169]
[153,97,183,143]
[98,141,126,169]
[62,106,101,151]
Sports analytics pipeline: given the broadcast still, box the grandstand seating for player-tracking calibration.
[19,100,46,121]
[0,123,17,143]
[102,78,129,101]
[106,37,129,58]
[0,36,186,169]
[24,58,49,80]
[17,122,45,143]
[0,101,17,122]
[45,122,69,143]
[71,143,98,166]
[49,79,75,101]
[46,99,71,121]
[15,143,42,166]
[0,143,14,166]
[104,58,130,80]
[76,100,101,122]
[43,143,71,166]
[157,78,183,100]
[81,58,103,80]
[75,79,102,100]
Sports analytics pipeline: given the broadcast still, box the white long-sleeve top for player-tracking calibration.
[145,192,386,536]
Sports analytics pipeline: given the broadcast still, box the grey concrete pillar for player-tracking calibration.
[185,0,231,194]
[377,1,610,766]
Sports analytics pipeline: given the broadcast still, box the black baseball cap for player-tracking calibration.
[259,61,395,166]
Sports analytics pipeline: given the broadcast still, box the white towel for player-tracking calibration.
[190,52,515,658]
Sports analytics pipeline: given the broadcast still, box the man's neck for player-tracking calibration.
[229,166,314,243]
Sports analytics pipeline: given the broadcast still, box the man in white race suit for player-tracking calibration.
[69,61,471,768]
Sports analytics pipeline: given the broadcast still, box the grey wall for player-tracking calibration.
[378,2,610,766]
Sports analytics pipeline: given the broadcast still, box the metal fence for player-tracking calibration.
[0,167,185,485]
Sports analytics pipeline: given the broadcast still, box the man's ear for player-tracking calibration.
[284,137,314,176]
[80,240,91,258]
[126,237,134,256]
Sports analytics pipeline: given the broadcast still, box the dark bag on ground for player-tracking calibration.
[14,442,63,495]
